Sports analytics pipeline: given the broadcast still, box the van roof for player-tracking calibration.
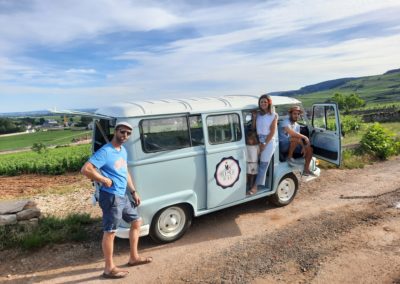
[95,95,301,118]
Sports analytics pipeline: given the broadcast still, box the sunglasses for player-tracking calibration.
[118,130,132,136]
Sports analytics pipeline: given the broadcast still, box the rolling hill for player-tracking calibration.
[271,68,400,107]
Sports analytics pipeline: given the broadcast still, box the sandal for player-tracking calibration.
[127,256,153,267]
[102,267,129,279]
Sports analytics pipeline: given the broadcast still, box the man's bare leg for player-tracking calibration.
[129,220,141,262]
[102,232,116,272]
[303,146,313,174]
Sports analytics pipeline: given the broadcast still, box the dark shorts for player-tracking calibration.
[279,141,302,154]
[98,190,141,232]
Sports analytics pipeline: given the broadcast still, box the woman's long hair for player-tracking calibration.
[258,94,273,114]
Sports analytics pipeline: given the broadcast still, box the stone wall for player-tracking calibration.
[362,110,400,123]
[0,200,41,227]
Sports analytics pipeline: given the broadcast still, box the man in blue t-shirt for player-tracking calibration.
[279,106,314,176]
[81,121,152,279]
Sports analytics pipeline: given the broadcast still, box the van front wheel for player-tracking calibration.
[269,173,298,207]
[150,205,192,243]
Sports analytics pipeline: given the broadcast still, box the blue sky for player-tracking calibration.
[1,0,400,113]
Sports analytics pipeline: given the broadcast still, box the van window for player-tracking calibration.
[206,114,242,145]
[312,105,337,131]
[140,116,190,152]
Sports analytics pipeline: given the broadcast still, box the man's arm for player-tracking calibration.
[284,126,310,145]
[127,171,141,206]
[81,162,112,187]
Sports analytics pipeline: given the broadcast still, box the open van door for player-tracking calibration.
[310,103,342,166]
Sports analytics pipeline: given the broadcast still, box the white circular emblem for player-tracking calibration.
[214,157,241,189]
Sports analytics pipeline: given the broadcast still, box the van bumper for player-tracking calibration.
[115,224,150,239]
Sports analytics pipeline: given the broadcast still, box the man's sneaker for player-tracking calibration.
[287,158,297,167]
[302,171,317,177]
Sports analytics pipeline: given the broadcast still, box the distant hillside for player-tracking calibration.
[271,68,400,107]
[0,108,96,118]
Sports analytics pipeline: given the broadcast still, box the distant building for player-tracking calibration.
[42,119,59,128]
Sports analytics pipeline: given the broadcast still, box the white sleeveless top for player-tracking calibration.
[256,112,277,136]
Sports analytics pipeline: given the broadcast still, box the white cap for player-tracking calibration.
[115,121,133,130]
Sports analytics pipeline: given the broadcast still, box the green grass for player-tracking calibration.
[0,129,91,151]
[0,213,101,250]
[343,121,400,146]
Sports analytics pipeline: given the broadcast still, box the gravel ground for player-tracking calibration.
[0,156,399,283]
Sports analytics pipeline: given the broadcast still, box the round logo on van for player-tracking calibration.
[214,156,241,189]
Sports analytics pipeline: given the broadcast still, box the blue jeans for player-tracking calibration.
[98,190,141,232]
[255,139,276,186]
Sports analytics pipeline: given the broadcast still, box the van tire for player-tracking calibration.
[269,173,298,207]
[150,204,192,243]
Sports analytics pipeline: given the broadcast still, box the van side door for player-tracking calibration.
[202,112,247,209]
[310,103,342,166]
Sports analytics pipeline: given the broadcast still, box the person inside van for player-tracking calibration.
[249,94,278,194]
[279,106,314,176]
[246,131,259,193]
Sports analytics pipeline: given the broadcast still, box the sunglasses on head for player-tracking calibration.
[118,130,132,136]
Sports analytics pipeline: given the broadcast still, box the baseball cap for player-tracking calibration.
[115,121,133,130]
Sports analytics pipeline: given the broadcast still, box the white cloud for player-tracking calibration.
[0,0,183,53]
[1,0,400,112]
[66,68,96,74]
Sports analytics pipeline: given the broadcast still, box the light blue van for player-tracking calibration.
[73,95,341,243]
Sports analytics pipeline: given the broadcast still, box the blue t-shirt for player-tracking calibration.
[278,117,300,144]
[89,143,128,197]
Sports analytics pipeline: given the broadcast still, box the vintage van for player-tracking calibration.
[70,95,341,243]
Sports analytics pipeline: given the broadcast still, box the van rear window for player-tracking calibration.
[140,116,191,153]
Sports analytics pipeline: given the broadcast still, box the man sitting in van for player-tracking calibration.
[279,106,314,176]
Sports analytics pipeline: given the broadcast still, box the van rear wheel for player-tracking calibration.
[150,205,192,243]
[269,173,298,207]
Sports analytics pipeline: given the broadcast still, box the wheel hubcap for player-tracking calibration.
[277,178,295,202]
[158,207,186,238]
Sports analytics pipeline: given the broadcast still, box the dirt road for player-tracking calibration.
[1,156,400,283]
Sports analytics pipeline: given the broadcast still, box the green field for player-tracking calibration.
[0,144,91,175]
[0,129,91,151]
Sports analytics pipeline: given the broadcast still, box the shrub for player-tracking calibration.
[341,115,362,133]
[31,142,48,154]
[360,123,400,160]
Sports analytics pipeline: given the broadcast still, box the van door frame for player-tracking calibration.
[201,111,247,209]
[310,103,342,166]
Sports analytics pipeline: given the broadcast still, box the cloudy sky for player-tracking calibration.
[1,0,400,113]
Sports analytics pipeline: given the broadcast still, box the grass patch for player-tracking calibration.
[319,149,376,170]
[0,129,91,152]
[0,213,101,250]
[342,121,400,146]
